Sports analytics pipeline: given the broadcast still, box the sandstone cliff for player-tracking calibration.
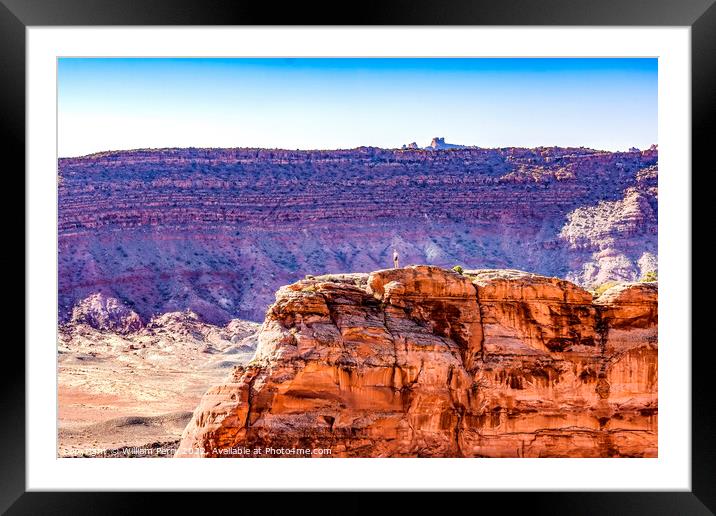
[58,146,657,323]
[176,266,657,458]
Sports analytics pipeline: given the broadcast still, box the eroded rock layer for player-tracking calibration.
[59,146,657,322]
[177,266,657,458]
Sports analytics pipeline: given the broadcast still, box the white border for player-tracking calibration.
[27,27,691,491]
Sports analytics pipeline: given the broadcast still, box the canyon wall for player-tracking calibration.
[176,266,657,458]
[59,146,657,322]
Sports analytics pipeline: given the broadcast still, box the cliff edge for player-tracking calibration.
[176,265,657,458]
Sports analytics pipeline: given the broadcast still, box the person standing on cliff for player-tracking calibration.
[393,249,399,268]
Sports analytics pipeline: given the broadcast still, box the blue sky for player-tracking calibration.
[58,58,657,157]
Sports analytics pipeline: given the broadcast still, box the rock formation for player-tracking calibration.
[176,266,657,458]
[70,293,144,334]
[58,145,657,323]
[402,137,465,150]
[428,136,465,150]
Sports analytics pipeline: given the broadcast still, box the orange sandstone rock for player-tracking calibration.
[176,266,657,458]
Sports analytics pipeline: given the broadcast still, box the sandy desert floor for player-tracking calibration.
[57,313,258,457]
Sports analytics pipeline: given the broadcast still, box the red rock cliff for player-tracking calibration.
[176,266,657,458]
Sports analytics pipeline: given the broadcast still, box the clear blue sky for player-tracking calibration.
[58,58,657,157]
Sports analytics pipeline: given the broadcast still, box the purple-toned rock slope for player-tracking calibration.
[58,145,657,323]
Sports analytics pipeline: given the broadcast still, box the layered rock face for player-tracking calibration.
[58,146,657,323]
[176,266,657,458]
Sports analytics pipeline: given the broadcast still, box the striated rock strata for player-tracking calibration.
[59,146,657,323]
[176,266,657,458]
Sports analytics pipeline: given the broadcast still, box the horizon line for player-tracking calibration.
[58,142,659,160]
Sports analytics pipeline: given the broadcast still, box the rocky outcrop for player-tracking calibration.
[70,293,143,334]
[176,266,657,458]
[560,186,657,286]
[428,137,465,150]
[64,298,260,351]
[58,146,658,323]
[402,137,465,150]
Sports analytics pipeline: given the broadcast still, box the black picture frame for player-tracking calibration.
[5,0,712,513]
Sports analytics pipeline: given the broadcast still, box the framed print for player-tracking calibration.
[6,0,713,513]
